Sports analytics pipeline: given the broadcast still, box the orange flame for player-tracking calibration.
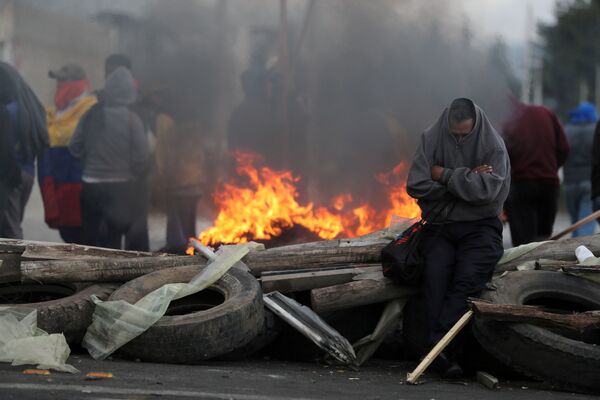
[196,151,420,246]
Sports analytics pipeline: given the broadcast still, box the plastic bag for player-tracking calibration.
[83,242,263,360]
[0,307,78,373]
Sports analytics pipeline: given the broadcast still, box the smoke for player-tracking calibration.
[115,0,516,208]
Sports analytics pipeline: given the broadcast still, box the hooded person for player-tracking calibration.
[38,64,97,244]
[563,102,597,237]
[69,66,149,249]
[405,98,510,378]
[0,62,48,239]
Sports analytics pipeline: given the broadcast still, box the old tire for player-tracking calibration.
[0,282,117,344]
[473,271,600,392]
[108,265,264,363]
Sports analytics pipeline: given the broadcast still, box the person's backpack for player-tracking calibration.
[381,200,454,286]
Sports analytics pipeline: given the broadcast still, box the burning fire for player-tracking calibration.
[194,151,420,246]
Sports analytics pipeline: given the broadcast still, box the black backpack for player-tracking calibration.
[381,200,454,286]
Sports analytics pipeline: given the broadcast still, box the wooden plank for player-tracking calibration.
[310,277,417,313]
[261,265,381,293]
[21,256,206,283]
[470,300,600,330]
[406,311,473,384]
[496,234,600,273]
[0,239,160,260]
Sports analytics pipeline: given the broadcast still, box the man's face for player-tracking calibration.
[449,118,474,136]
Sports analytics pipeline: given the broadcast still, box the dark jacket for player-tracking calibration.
[592,122,600,199]
[0,105,21,187]
[407,99,511,222]
[503,103,569,186]
[69,67,148,181]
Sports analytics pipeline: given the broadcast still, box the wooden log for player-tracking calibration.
[20,234,390,283]
[21,256,206,283]
[0,239,160,260]
[496,234,600,273]
[310,277,417,313]
[562,264,600,273]
[470,300,600,330]
[261,265,381,293]
[245,235,389,276]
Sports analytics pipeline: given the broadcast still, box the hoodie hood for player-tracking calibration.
[103,66,136,107]
[569,101,598,125]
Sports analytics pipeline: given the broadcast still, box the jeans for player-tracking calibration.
[565,181,596,237]
[166,194,199,253]
[412,217,504,358]
[81,182,134,249]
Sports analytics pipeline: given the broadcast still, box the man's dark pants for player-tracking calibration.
[417,217,503,358]
[81,182,133,249]
[505,180,559,246]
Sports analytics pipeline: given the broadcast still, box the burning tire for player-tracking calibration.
[473,271,600,392]
[0,282,117,343]
[108,265,264,363]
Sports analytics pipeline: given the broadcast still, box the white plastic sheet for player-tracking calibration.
[83,242,263,360]
[0,307,78,373]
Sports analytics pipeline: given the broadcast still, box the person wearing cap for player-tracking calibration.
[38,64,96,244]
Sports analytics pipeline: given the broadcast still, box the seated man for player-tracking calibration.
[406,98,510,376]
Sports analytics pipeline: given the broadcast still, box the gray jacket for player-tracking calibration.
[407,99,510,222]
[69,67,148,182]
[564,123,595,185]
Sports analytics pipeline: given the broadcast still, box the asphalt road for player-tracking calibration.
[0,355,595,400]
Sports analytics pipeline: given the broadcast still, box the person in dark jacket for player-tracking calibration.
[564,102,597,236]
[0,62,48,239]
[406,98,510,377]
[69,66,149,249]
[503,98,569,246]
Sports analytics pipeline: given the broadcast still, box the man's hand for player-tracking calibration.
[471,164,493,174]
[431,165,445,181]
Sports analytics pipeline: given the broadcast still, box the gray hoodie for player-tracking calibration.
[69,67,148,182]
[407,99,510,222]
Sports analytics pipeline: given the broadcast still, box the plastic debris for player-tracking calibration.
[83,242,262,360]
[352,299,406,366]
[0,307,78,373]
[264,291,356,366]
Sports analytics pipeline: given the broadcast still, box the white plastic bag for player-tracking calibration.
[83,242,263,360]
[0,307,78,373]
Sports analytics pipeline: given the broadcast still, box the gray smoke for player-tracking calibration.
[115,0,516,208]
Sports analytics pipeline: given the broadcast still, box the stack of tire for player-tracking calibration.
[473,271,600,393]
[0,264,270,362]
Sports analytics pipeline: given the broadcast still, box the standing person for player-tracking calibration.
[155,114,206,254]
[503,98,569,246]
[69,66,149,249]
[563,102,597,236]
[0,62,48,239]
[406,98,510,376]
[102,54,151,251]
[38,64,97,244]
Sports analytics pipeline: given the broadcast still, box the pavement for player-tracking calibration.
[0,355,596,400]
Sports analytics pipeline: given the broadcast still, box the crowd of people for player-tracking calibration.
[1,55,599,255]
[0,55,204,254]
